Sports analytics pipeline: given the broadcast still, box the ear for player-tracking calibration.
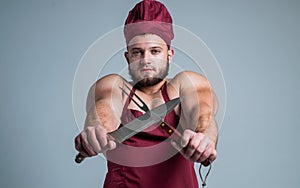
[124,51,130,64]
[167,49,174,63]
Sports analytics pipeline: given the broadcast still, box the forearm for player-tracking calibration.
[189,110,218,148]
[195,98,218,147]
[202,118,218,147]
[85,100,121,132]
[177,72,218,145]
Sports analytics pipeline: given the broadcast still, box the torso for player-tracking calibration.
[104,80,198,188]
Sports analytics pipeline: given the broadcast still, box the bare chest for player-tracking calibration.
[125,82,180,115]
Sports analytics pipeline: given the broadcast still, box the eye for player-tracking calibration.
[151,49,161,55]
[131,50,141,57]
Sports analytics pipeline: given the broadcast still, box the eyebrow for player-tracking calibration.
[150,46,163,50]
[129,47,142,51]
[129,46,164,52]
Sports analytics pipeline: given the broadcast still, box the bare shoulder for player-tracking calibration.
[168,71,211,93]
[85,74,125,115]
[166,71,212,116]
[86,74,125,100]
[95,74,125,88]
[95,74,125,90]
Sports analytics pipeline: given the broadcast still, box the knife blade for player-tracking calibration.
[110,97,181,143]
[75,97,181,163]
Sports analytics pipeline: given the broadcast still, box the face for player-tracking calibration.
[125,34,174,87]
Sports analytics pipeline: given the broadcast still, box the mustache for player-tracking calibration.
[138,65,156,70]
[131,58,168,65]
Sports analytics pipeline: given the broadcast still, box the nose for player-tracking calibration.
[141,51,151,65]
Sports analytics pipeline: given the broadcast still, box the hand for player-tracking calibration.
[74,125,117,158]
[171,129,217,165]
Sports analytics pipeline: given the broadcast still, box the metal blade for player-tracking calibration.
[150,97,181,118]
[110,97,181,143]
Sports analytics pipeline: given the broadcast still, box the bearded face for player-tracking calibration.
[129,59,169,87]
[125,34,173,87]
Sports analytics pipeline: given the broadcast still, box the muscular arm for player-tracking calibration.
[85,74,124,131]
[75,74,125,157]
[170,71,218,163]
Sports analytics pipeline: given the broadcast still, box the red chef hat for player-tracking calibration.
[124,0,174,47]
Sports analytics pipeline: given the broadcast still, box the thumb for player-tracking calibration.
[171,140,182,151]
[180,129,195,147]
[107,140,117,150]
[171,140,186,158]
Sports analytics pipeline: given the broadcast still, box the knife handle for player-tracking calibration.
[75,153,85,164]
[159,121,182,143]
[75,133,115,164]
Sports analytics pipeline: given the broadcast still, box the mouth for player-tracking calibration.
[140,67,155,72]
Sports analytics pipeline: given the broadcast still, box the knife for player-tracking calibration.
[75,97,181,163]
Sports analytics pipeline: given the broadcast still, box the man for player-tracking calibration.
[75,1,218,187]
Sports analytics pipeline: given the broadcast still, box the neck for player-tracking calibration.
[136,80,166,95]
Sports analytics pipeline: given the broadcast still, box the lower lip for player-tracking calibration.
[142,69,153,72]
[141,69,154,72]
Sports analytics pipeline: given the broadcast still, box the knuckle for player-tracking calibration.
[80,131,87,138]
[211,150,217,160]
[189,143,197,150]
[197,133,205,140]
[75,144,81,151]
[202,152,210,160]
[182,130,191,138]
[198,146,205,154]
[75,138,82,151]
[85,126,94,133]
[195,149,202,155]
[183,129,192,134]
[74,135,80,145]
[180,138,188,147]
[95,126,106,135]
[96,126,107,135]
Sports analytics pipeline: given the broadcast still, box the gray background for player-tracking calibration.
[0,0,299,187]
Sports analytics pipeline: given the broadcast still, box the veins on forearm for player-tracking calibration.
[84,100,119,131]
[203,118,218,146]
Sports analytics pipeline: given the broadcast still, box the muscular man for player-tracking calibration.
[75,1,218,187]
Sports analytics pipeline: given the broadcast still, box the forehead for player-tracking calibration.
[127,34,167,49]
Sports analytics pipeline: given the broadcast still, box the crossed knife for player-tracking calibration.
[75,85,181,164]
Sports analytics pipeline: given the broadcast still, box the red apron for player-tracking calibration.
[104,83,198,188]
